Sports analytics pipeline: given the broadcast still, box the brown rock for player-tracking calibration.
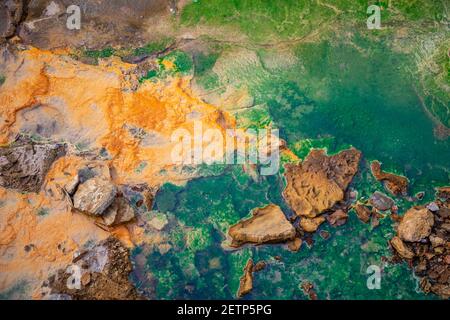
[300,216,326,233]
[391,236,414,259]
[73,177,117,216]
[319,230,330,240]
[327,209,348,227]
[398,208,434,242]
[283,148,361,218]
[354,204,371,224]
[301,281,318,300]
[287,238,303,252]
[370,161,408,196]
[228,204,296,247]
[237,259,253,298]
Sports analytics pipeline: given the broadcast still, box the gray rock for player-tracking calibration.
[0,140,65,192]
[73,177,117,216]
[0,0,23,40]
[102,197,135,226]
[369,191,394,211]
[426,202,439,212]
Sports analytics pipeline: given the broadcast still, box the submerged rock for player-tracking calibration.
[370,191,395,211]
[436,187,450,201]
[237,259,253,298]
[0,140,65,192]
[44,237,141,300]
[283,148,361,218]
[398,208,434,242]
[371,161,408,196]
[228,204,296,247]
[73,177,117,216]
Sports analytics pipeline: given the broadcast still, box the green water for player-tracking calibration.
[130,1,448,300]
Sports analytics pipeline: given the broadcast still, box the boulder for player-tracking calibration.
[228,204,296,247]
[398,208,434,242]
[73,177,117,216]
[283,148,361,218]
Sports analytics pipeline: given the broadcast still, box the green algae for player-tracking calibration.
[128,1,449,300]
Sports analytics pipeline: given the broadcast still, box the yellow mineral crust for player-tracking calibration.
[0,47,236,186]
[0,47,236,298]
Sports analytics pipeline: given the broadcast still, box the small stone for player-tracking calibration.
[102,197,136,226]
[287,238,302,252]
[300,216,326,233]
[319,230,330,240]
[429,235,446,248]
[369,191,395,211]
[426,202,439,212]
[391,236,415,259]
[254,261,266,272]
[354,204,371,223]
[81,272,91,286]
[327,209,348,227]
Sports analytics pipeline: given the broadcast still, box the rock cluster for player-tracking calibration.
[43,237,141,300]
[371,160,408,196]
[390,193,450,299]
[68,167,136,227]
[283,148,361,218]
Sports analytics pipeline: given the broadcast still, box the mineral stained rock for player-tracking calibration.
[436,187,450,201]
[237,259,253,298]
[300,216,326,233]
[102,197,136,227]
[73,177,117,216]
[370,191,395,211]
[398,207,434,242]
[228,204,296,247]
[45,237,141,300]
[0,140,65,192]
[283,148,361,218]
[371,161,408,196]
